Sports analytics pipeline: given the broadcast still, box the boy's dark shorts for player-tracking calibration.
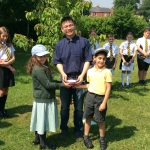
[83,92,107,123]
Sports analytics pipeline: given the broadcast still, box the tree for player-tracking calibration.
[138,0,150,21]
[25,0,92,59]
[0,0,35,36]
[114,0,140,11]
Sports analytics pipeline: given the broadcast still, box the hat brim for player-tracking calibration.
[36,51,50,56]
[94,48,108,56]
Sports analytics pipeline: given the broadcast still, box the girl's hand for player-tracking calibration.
[112,64,116,70]
[99,103,106,112]
[123,61,128,66]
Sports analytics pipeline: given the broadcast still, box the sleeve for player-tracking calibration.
[115,45,119,55]
[119,42,124,49]
[34,68,62,90]
[105,70,112,83]
[84,39,92,62]
[86,70,90,82]
[103,43,107,49]
[136,38,141,46]
[53,43,62,65]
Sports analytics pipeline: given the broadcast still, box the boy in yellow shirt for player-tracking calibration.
[78,48,112,150]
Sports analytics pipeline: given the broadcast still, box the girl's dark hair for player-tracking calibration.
[61,16,75,26]
[26,56,51,75]
[0,26,12,47]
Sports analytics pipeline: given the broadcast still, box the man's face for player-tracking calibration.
[61,20,75,37]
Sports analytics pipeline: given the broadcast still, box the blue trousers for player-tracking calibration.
[60,87,85,132]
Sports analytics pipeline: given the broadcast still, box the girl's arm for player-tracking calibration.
[0,53,15,66]
[34,68,63,90]
[99,82,111,112]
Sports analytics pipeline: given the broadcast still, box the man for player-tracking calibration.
[54,16,92,139]
[136,27,150,84]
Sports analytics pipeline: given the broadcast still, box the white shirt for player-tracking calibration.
[103,42,118,58]
[119,41,136,56]
[0,44,15,61]
[136,37,150,54]
[91,41,100,55]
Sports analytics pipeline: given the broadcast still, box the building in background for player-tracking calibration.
[90,5,112,17]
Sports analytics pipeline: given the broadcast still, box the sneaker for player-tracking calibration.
[84,137,94,149]
[99,137,107,150]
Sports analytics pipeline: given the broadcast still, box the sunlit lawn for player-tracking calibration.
[0,40,150,150]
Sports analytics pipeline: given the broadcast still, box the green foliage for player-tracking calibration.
[80,16,114,38]
[25,0,92,61]
[112,5,148,38]
[13,34,34,51]
[138,0,150,21]
[114,0,140,11]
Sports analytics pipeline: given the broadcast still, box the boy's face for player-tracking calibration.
[61,20,75,38]
[108,37,114,44]
[127,34,133,42]
[144,31,150,39]
[94,54,106,69]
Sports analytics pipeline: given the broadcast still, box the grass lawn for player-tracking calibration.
[0,40,150,150]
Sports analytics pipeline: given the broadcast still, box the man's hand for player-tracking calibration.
[76,74,84,85]
[99,103,106,112]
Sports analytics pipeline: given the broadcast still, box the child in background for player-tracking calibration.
[136,27,150,84]
[0,26,15,118]
[77,48,112,150]
[103,34,118,74]
[27,44,64,150]
[119,32,137,87]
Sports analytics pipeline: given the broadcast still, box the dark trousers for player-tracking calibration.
[60,87,85,132]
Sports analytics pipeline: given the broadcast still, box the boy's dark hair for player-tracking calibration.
[144,27,150,32]
[107,34,114,39]
[95,51,107,58]
[127,32,133,36]
[61,16,75,26]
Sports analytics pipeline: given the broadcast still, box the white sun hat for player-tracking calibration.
[31,44,50,56]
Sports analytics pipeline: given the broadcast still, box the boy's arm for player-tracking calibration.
[75,84,89,89]
[99,82,112,112]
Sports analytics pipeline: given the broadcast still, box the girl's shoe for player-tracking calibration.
[32,131,40,145]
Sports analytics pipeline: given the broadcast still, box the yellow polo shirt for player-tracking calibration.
[87,66,112,95]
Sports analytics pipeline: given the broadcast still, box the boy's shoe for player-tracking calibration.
[99,137,107,150]
[84,137,94,149]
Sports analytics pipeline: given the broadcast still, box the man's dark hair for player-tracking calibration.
[61,16,75,26]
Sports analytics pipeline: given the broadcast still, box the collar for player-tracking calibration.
[65,35,79,43]
[93,66,105,71]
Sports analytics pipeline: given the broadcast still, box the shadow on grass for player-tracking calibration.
[89,115,138,143]
[111,81,150,99]
[0,140,5,146]
[46,128,79,148]
[7,105,32,118]
[0,121,12,128]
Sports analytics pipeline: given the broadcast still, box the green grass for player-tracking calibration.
[0,41,150,150]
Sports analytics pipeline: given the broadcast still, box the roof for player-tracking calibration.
[90,6,111,13]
